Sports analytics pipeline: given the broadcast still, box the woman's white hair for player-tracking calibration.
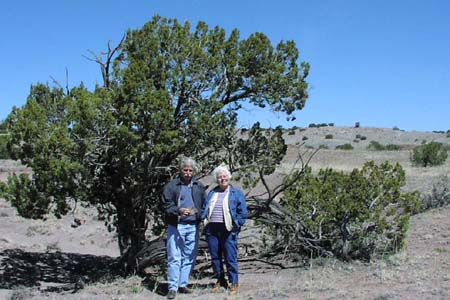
[213,165,232,183]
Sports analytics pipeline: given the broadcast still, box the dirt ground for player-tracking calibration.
[1,126,450,300]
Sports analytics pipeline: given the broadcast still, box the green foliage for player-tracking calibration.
[3,15,309,272]
[410,141,448,167]
[308,123,329,128]
[0,135,9,159]
[0,173,57,218]
[385,144,401,151]
[367,141,384,151]
[263,161,421,260]
[335,143,353,150]
[324,134,333,139]
[367,141,401,151]
[0,120,10,159]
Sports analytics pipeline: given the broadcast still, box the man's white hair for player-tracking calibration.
[179,157,197,171]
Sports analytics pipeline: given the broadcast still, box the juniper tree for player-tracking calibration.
[1,15,309,273]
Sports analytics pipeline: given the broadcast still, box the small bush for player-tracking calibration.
[302,136,308,141]
[367,141,385,151]
[359,135,367,140]
[0,134,10,159]
[385,144,401,151]
[335,143,353,150]
[325,134,333,139]
[410,141,448,167]
[318,144,329,149]
[355,134,361,139]
[355,122,360,128]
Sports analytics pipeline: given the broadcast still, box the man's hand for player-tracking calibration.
[178,208,192,216]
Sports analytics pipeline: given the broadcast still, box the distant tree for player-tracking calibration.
[335,143,353,150]
[385,144,401,151]
[1,15,309,273]
[411,141,448,167]
[367,141,385,151]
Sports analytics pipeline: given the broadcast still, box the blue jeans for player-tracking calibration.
[205,223,239,284]
[167,223,199,291]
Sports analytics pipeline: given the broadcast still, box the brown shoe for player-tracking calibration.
[229,283,239,295]
[211,281,223,293]
[211,279,228,292]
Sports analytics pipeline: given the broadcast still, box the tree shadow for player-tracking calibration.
[0,248,122,292]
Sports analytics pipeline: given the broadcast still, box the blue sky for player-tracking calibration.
[2,0,450,132]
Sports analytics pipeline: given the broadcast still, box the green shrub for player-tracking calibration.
[385,144,401,151]
[0,173,52,219]
[0,120,10,159]
[0,134,10,159]
[367,141,401,151]
[302,136,308,141]
[325,134,333,139]
[360,135,367,140]
[410,141,448,167]
[335,143,353,150]
[318,144,329,149]
[367,141,385,151]
[262,161,420,261]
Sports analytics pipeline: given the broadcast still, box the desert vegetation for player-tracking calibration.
[410,141,448,167]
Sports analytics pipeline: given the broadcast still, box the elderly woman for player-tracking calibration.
[201,165,247,295]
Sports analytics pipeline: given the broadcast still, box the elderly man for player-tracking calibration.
[163,157,206,299]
